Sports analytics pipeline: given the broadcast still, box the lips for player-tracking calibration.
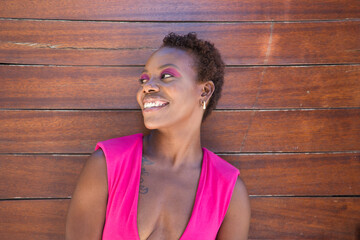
[144,101,168,109]
[142,97,169,111]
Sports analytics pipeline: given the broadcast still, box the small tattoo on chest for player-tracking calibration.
[140,156,154,194]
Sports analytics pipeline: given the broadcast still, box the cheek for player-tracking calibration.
[136,88,143,106]
[170,84,200,105]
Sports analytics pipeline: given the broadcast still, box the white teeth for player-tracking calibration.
[144,102,168,109]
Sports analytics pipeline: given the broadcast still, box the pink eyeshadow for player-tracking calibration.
[140,74,149,80]
[161,68,181,77]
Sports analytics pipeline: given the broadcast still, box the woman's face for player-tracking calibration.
[136,47,204,130]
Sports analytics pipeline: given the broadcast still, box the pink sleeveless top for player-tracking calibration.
[95,133,240,240]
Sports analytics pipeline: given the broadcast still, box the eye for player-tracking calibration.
[138,74,149,84]
[160,68,181,79]
[161,73,173,79]
[138,78,148,84]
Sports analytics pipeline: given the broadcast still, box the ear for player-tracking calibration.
[200,81,215,102]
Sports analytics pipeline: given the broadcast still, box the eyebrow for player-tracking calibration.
[141,64,180,73]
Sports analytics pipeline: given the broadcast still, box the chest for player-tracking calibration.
[137,165,201,240]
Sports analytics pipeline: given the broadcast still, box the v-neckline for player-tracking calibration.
[134,134,207,240]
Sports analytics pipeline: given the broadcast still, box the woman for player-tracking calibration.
[66,32,251,240]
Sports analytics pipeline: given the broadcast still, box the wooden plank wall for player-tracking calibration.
[0,1,359,239]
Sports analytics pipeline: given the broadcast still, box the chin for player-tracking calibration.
[143,118,167,130]
[143,121,158,130]
[141,114,161,130]
[142,113,177,130]
[141,106,196,130]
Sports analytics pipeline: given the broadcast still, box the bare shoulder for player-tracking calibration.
[85,148,107,173]
[73,148,108,189]
[65,149,108,240]
[216,176,251,240]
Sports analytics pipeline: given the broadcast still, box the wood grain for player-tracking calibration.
[0,198,358,239]
[1,65,359,109]
[1,1,359,240]
[0,200,68,240]
[0,111,148,153]
[268,21,360,65]
[239,109,360,152]
[250,197,360,239]
[0,155,86,198]
[0,109,358,153]
[0,0,359,21]
[1,153,359,199]
[0,20,269,66]
[240,65,360,109]
[224,153,360,196]
[1,20,359,65]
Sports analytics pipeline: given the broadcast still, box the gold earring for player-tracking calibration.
[202,100,206,110]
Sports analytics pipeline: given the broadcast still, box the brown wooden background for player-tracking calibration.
[1,1,359,239]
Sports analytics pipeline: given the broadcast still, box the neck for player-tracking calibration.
[143,123,203,170]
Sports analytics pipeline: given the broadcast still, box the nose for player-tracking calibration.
[142,77,160,93]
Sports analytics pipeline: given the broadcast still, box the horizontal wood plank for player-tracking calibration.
[269,21,360,65]
[242,65,360,109]
[250,197,360,239]
[1,153,359,198]
[0,200,68,240]
[0,198,358,239]
[1,65,359,109]
[0,0,359,21]
[1,20,359,65]
[239,109,360,152]
[0,110,358,153]
[224,153,360,196]
[0,155,85,198]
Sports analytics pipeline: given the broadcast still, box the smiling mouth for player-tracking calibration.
[143,101,169,111]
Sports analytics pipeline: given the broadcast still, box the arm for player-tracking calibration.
[65,149,108,240]
[216,177,251,240]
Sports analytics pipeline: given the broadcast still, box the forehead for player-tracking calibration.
[145,47,196,72]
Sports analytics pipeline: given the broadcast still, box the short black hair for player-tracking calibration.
[161,32,225,120]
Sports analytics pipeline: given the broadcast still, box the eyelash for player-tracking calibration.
[138,73,174,84]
